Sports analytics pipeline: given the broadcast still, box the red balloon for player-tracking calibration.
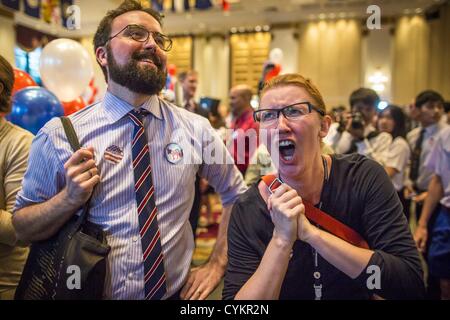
[62,97,86,115]
[13,69,37,95]
[168,64,177,77]
[265,64,282,82]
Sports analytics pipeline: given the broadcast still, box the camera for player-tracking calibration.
[351,112,364,130]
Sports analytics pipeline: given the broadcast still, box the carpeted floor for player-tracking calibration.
[192,204,223,300]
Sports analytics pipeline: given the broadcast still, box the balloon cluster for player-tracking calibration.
[7,39,95,134]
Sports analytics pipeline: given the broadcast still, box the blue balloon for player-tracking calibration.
[8,87,63,135]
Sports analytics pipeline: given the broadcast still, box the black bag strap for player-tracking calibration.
[60,117,94,230]
[60,117,81,152]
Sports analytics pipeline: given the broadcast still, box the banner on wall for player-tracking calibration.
[151,0,163,11]
[60,0,73,28]
[166,0,218,12]
[1,0,20,10]
[41,0,60,24]
[23,0,41,18]
[195,0,212,10]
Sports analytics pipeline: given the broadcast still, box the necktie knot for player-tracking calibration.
[128,109,149,128]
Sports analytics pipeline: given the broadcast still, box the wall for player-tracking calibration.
[193,35,230,103]
[0,15,15,64]
[362,26,393,103]
[297,19,362,109]
[393,3,450,104]
[270,28,298,75]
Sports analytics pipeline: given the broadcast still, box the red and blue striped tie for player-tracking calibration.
[128,109,167,300]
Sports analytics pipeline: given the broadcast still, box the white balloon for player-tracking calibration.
[269,48,284,65]
[40,39,93,102]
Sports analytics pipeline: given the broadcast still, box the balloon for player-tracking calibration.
[265,64,281,82]
[168,64,177,77]
[8,87,63,135]
[12,69,37,95]
[62,96,86,115]
[81,78,99,105]
[269,48,284,65]
[40,39,93,102]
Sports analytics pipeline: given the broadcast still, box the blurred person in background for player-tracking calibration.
[406,90,447,299]
[0,55,33,299]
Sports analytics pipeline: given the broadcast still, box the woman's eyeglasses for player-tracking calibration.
[253,101,325,127]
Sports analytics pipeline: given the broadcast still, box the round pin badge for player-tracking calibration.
[165,143,183,164]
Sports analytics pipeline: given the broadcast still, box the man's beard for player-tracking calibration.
[107,46,167,95]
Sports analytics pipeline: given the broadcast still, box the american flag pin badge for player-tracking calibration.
[165,143,183,164]
[104,145,124,164]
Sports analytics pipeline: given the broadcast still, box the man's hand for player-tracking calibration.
[180,261,224,300]
[412,192,428,204]
[62,146,100,208]
[414,225,428,253]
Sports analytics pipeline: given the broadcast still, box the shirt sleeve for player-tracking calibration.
[424,131,445,176]
[0,131,33,246]
[335,131,353,154]
[198,122,248,206]
[354,159,425,299]
[356,132,392,164]
[384,138,411,172]
[14,128,66,212]
[222,200,262,300]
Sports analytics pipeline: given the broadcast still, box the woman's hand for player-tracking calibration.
[297,209,318,243]
[267,184,302,246]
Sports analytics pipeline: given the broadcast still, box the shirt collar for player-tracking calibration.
[102,91,163,124]
[422,123,439,135]
[0,116,7,138]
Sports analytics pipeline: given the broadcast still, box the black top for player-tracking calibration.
[223,154,425,300]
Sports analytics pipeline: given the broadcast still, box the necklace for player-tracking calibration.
[311,155,329,300]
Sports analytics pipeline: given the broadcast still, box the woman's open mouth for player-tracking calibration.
[278,139,296,162]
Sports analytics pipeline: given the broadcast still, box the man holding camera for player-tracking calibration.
[333,88,391,157]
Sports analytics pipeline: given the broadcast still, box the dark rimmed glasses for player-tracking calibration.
[107,24,173,52]
[254,101,325,127]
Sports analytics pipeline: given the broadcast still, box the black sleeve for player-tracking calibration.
[354,159,425,299]
[222,201,263,300]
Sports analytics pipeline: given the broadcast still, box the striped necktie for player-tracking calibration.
[128,109,167,300]
[409,128,426,186]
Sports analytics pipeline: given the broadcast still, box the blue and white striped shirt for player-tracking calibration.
[14,91,247,299]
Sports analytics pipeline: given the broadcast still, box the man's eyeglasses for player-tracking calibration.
[107,24,173,52]
[253,101,325,127]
